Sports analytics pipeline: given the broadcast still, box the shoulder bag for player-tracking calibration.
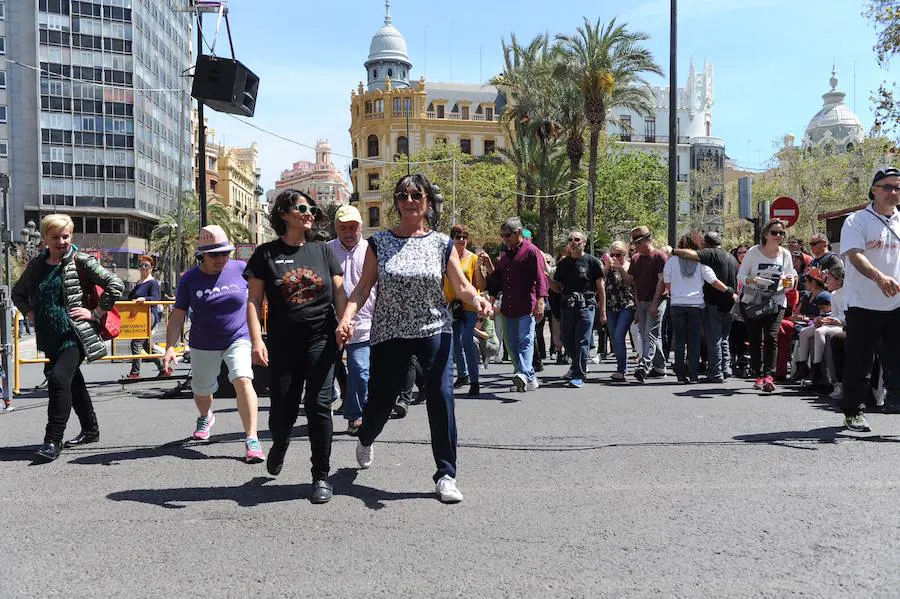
[75,257,121,340]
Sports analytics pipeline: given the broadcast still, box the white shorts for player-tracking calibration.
[190,339,254,395]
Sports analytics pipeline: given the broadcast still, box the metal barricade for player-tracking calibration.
[13,300,188,394]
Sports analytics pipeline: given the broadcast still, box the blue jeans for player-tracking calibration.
[607,308,635,374]
[704,305,732,379]
[452,311,480,383]
[561,305,595,379]
[360,334,456,482]
[670,305,703,379]
[504,314,536,381]
[344,342,370,422]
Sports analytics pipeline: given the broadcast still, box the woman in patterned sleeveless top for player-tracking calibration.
[336,174,492,504]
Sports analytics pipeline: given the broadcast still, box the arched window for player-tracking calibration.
[372,69,377,79]
[397,136,408,155]
[388,68,393,78]
[367,135,379,157]
[369,206,381,228]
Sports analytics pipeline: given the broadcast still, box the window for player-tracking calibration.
[0,139,6,157]
[393,97,401,114]
[0,3,4,20]
[387,68,393,78]
[0,106,6,124]
[460,139,471,155]
[0,36,5,54]
[485,107,494,121]
[374,99,384,113]
[645,117,656,143]
[404,97,412,112]
[367,135,379,157]
[484,140,496,155]
[461,105,469,120]
[620,115,632,142]
[367,172,380,191]
[99,218,125,234]
[371,69,377,79]
[0,71,5,88]
[84,217,98,233]
[397,136,408,156]
[369,207,380,228]
[436,104,445,119]
[365,101,372,114]
[435,137,447,145]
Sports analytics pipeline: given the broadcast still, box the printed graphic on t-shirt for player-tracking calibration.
[754,261,783,291]
[194,284,246,300]
[280,267,325,306]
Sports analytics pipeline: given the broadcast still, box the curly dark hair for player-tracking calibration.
[677,231,702,250]
[269,189,318,238]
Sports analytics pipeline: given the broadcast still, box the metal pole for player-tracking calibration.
[406,105,411,176]
[451,155,457,224]
[197,14,208,228]
[0,175,11,406]
[175,84,186,281]
[667,0,678,247]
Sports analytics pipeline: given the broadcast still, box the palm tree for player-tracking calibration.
[556,17,662,250]
[554,75,587,228]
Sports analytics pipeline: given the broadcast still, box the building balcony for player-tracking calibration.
[616,134,691,144]
[364,112,385,120]
[689,136,726,148]
[425,111,500,122]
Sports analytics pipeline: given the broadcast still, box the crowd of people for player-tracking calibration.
[11,167,900,503]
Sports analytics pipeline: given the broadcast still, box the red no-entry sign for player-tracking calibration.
[770,196,799,227]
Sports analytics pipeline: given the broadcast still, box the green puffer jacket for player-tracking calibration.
[12,246,124,362]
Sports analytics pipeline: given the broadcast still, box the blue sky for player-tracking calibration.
[203,0,895,190]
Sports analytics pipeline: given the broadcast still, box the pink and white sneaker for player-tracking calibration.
[192,413,215,440]
[244,437,265,463]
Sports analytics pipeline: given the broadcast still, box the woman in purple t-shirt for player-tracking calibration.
[162,225,265,464]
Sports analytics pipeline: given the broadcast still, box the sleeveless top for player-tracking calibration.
[443,251,479,311]
[368,230,453,345]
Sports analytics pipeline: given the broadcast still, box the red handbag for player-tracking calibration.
[75,259,121,340]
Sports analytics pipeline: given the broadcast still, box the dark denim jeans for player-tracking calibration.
[704,305,733,379]
[561,305,596,379]
[452,311,480,383]
[360,333,457,482]
[670,305,704,379]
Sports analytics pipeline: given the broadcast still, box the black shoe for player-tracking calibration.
[453,376,470,389]
[789,362,810,383]
[647,369,666,378]
[410,391,425,405]
[534,361,544,373]
[266,443,288,476]
[700,376,725,384]
[310,479,333,504]
[466,383,480,398]
[34,441,61,463]
[393,399,409,419]
[634,368,646,383]
[63,431,99,448]
[555,354,568,365]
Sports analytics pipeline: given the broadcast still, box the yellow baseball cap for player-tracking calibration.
[335,205,363,223]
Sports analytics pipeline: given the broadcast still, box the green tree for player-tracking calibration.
[865,1,900,139]
[555,18,663,250]
[383,144,517,244]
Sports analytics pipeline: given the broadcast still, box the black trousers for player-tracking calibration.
[268,326,335,481]
[840,307,900,417]
[745,309,784,378]
[44,346,96,444]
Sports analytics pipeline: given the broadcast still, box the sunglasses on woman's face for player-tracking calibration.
[769,230,786,237]
[395,190,426,202]
[454,235,468,241]
[139,263,152,269]
[611,252,624,258]
[290,204,320,216]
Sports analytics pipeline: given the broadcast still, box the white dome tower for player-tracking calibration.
[802,69,865,151]
[365,1,412,92]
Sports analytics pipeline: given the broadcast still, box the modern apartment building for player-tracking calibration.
[6,0,191,281]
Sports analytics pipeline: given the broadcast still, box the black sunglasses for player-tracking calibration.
[568,237,583,243]
[769,230,786,237]
[395,191,426,201]
[454,235,468,241]
[610,252,624,258]
[875,184,900,193]
[206,250,230,258]
[290,204,320,216]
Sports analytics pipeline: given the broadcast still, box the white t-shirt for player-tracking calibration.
[663,256,717,307]
[840,205,900,311]
[737,245,795,308]
[829,286,847,323]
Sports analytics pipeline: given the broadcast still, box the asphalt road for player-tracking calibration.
[2,354,899,598]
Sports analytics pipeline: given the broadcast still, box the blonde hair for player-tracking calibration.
[610,240,629,254]
[40,213,74,237]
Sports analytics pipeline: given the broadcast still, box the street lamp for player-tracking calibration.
[0,173,11,409]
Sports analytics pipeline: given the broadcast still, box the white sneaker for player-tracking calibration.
[356,439,373,469]
[828,383,843,400]
[511,373,527,392]
[590,354,601,364]
[876,387,886,407]
[435,475,463,503]
[526,377,541,391]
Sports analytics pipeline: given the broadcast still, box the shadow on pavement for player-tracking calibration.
[0,445,43,462]
[733,426,900,450]
[673,387,752,399]
[104,468,435,510]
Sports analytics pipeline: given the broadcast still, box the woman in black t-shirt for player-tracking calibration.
[245,189,346,505]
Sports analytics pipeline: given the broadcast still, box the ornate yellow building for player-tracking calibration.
[348,2,506,234]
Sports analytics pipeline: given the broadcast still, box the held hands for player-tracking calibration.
[473,295,494,319]
[336,319,355,346]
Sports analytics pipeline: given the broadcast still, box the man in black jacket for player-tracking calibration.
[672,231,739,382]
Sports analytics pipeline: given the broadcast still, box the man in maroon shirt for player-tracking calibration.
[486,217,549,392]
[623,226,668,382]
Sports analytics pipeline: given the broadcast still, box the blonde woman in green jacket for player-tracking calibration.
[12,214,123,463]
